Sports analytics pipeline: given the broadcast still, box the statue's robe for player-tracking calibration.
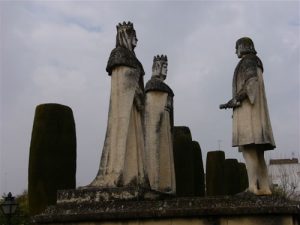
[144,78,176,193]
[232,54,276,151]
[90,47,148,187]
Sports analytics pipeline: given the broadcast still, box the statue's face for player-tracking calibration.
[131,33,138,49]
[236,44,243,58]
[160,63,168,80]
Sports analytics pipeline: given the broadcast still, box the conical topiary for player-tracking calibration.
[173,126,195,196]
[238,162,249,192]
[192,141,205,196]
[224,158,240,195]
[28,103,76,215]
[206,150,225,196]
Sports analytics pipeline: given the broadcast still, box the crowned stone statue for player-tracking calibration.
[90,22,148,188]
[220,37,276,195]
[144,55,176,193]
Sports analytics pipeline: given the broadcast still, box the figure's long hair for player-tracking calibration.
[116,26,136,52]
[236,37,257,55]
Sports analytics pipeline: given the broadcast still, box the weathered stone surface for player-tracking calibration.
[90,22,148,188]
[145,78,174,97]
[145,55,175,194]
[32,216,298,225]
[220,37,275,195]
[31,215,299,225]
[57,187,172,204]
[33,194,300,224]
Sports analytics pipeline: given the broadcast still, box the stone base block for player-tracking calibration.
[34,216,298,225]
[57,187,172,204]
[33,188,300,225]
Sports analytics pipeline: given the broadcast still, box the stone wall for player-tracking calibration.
[33,188,300,225]
[41,216,297,225]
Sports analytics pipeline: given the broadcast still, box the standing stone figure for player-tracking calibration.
[90,22,148,187]
[144,55,176,193]
[220,37,275,195]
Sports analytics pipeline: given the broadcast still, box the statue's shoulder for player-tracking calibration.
[106,47,144,75]
[240,54,264,72]
[145,78,174,97]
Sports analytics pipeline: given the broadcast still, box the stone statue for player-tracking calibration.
[220,37,276,195]
[90,22,148,187]
[144,55,176,193]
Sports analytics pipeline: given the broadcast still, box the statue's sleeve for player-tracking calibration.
[236,57,259,104]
[106,47,144,76]
[245,76,258,104]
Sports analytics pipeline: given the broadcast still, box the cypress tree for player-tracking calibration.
[192,141,205,196]
[206,151,225,196]
[28,103,76,215]
[238,162,249,192]
[173,126,194,196]
[224,158,240,195]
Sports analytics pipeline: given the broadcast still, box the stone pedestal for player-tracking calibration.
[33,188,300,225]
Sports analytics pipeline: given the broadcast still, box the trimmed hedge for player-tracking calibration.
[206,151,225,196]
[192,141,205,196]
[28,103,76,215]
[173,126,194,196]
[173,126,205,197]
[238,162,249,192]
[224,158,240,195]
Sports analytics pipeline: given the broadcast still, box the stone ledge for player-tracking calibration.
[33,190,300,224]
[57,187,173,204]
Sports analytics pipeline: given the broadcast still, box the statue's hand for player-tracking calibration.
[219,98,241,110]
[219,103,228,109]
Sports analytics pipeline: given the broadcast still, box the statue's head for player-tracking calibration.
[116,21,137,51]
[152,55,168,80]
[235,37,257,58]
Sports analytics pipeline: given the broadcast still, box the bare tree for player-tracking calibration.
[269,164,300,200]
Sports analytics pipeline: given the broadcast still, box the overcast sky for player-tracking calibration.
[0,1,299,195]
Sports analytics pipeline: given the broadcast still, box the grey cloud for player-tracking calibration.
[0,1,299,195]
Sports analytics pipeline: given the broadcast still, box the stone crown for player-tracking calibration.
[153,55,168,63]
[116,21,134,32]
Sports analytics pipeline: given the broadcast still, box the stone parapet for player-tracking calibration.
[56,187,172,204]
[33,188,300,225]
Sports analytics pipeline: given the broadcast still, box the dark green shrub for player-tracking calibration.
[238,162,249,192]
[28,103,76,215]
[192,141,205,196]
[206,151,225,196]
[173,126,194,196]
[224,159,240,195]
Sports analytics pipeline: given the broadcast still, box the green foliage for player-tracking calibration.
[206,151,226,196]
[192,141,205,197]
[238,162,248,192]
[173,126,194,197]
[0,191,30,225]
[28,104,77,216]
[224,159,240,195]
[270,185,289,199]
[173,127,205,197]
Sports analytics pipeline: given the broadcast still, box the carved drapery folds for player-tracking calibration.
[144,55,176,193]
[90,22,148,188]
